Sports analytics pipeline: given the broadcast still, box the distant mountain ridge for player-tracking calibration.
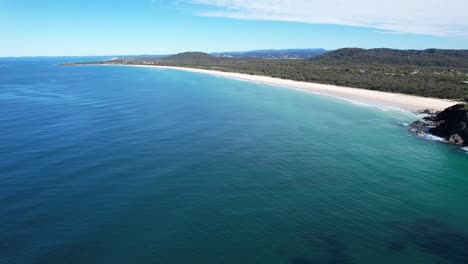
[312,48,468,67]
[211,49,328,59]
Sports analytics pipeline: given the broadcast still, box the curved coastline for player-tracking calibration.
[106,64,460,113]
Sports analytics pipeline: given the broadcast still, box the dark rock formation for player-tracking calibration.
[417,109,440,115]
[410,120,431,127]
[448,134,464,145]
[410,118,442,128]
[417,130,427,136]
[408,127,427,136]
[428,104,468,146]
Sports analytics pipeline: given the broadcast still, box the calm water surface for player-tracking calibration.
[1,58,467,264]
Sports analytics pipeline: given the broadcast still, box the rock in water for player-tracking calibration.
[417,109,440,115]
[448,134,464,145]
[428,104,468,146]
[417,130,427,136]
[410,120,431,127]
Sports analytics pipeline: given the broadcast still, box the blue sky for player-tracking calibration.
[1,0,467,56]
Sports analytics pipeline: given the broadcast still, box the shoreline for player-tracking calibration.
[108,64,460,113]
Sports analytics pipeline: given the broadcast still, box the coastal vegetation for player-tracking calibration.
[75,48,468,101]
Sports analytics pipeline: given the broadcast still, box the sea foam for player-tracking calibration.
[424,134,447,142]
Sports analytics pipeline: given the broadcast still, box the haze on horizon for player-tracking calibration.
[1,0,468,57]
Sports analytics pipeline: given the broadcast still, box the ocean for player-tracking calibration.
[1,58,467,264]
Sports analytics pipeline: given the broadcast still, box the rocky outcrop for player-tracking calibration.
[408,127,427,136]
[417,130,427,136]
[416,109,440,115]
[424,104,468,146]
[410,120,433,127]
[448,134,464,145]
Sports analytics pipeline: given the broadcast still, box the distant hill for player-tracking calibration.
[163,52,221,64]
[211,49,327,59]
[312,48,468,67]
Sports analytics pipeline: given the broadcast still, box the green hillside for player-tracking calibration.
[313,48,468,67]
[163,52,221,64]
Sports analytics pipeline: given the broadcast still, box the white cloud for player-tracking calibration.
[187,0,468,37]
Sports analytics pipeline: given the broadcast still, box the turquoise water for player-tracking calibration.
[1,58,467,264]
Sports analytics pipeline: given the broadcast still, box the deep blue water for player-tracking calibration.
[1,58,468,264]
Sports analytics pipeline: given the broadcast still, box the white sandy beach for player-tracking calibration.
[124,65,459,112]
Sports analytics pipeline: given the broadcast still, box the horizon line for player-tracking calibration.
[2,47,468,58]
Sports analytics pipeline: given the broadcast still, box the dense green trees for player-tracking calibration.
[313,48,468,68]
